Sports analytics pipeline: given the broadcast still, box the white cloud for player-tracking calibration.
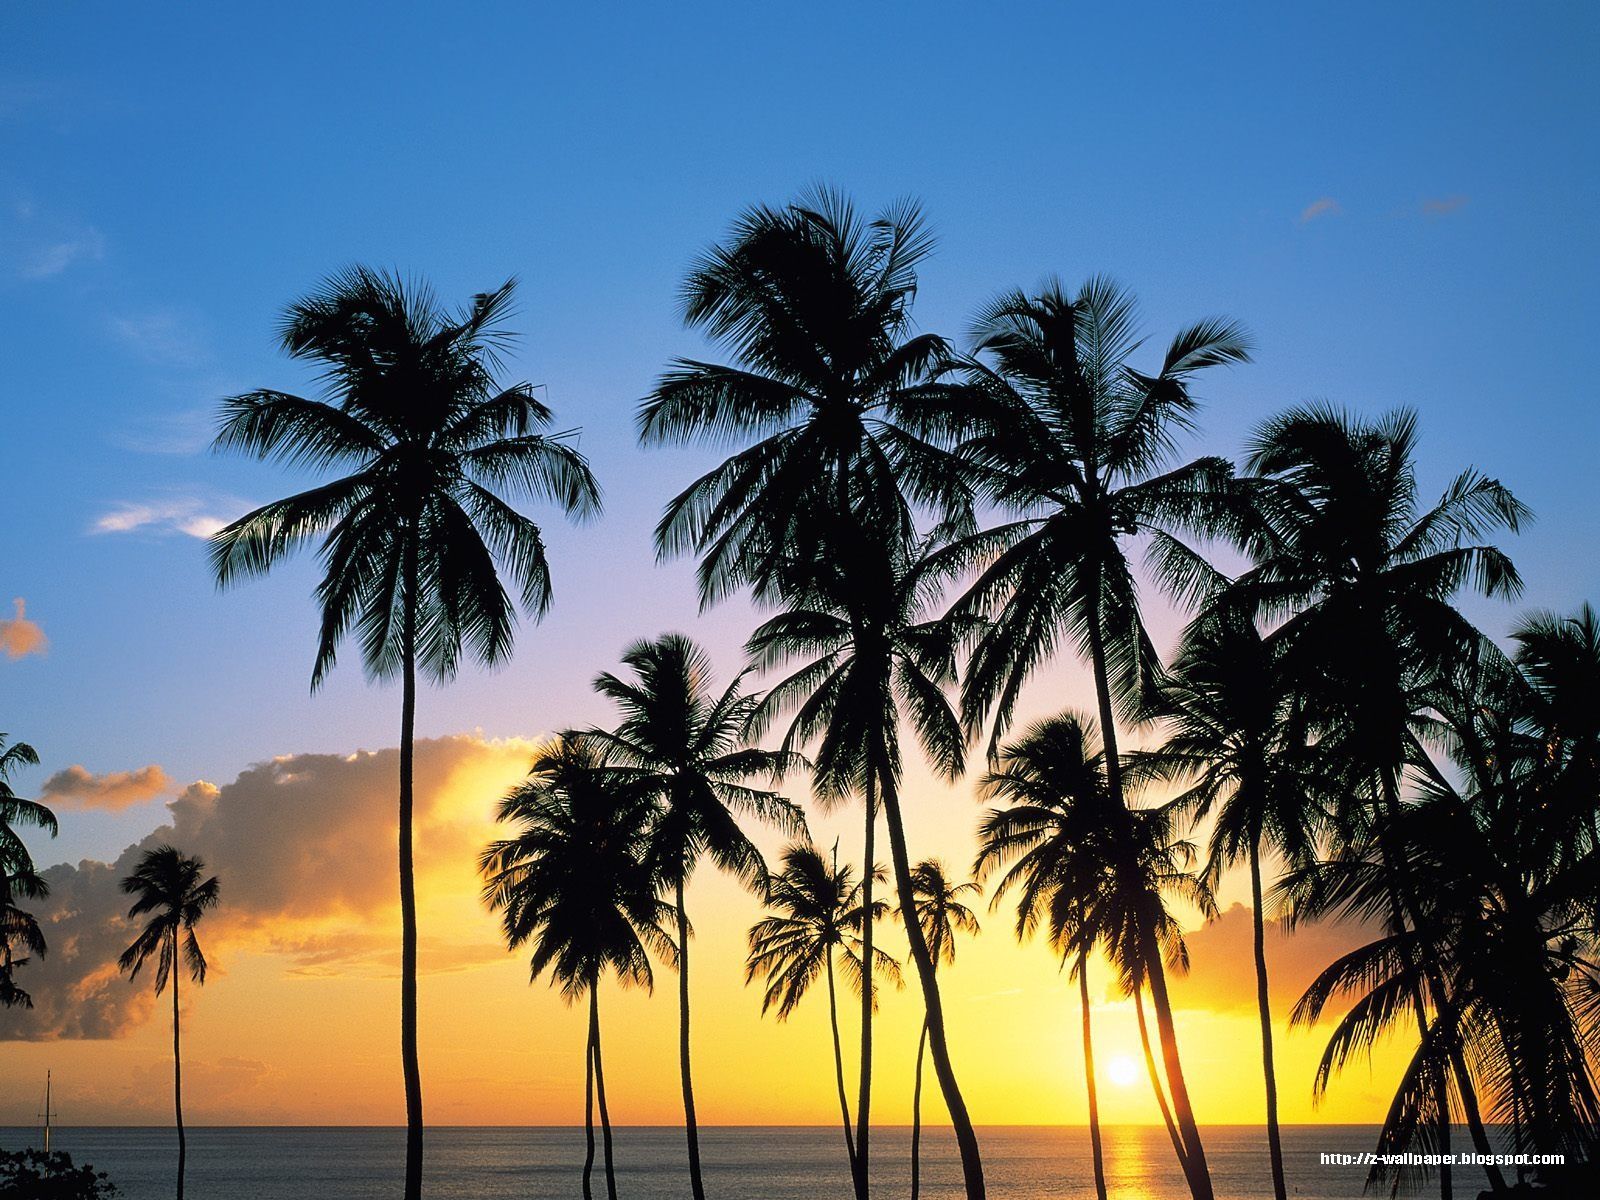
[91,494,248,539]
[18,227,106,278]
[110,310,208,367]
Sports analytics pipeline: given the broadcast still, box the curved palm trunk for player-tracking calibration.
[399,564,425,1200]
[1134,984,1186,1166]
[172,932,186,1200]
[583,1004,596,1200]
[1078,953,1107,1200]
[911,1018,928,1200]
[675,879,706,1200]
[591,984,618,1200]
[878,769,986,1200]
[825,948,857,1172]
[1248,841,1288,1200]
[1375,768,1451,1200]
[1086,608,1211,1200]
[853,781,875,1200]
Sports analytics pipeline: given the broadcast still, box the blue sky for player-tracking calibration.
[4,1,1597,866]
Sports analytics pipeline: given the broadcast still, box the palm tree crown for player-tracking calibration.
[118,846,220,991]
[211,267,601,686]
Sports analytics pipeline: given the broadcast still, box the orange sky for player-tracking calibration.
[0,733,1411,1128]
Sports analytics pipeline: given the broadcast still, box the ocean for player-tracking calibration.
[0,1125,1489,1198]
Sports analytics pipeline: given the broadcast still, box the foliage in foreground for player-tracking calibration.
[0,1148,118,1200]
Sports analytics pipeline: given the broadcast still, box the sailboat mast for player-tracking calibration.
[43,1069,51,1154]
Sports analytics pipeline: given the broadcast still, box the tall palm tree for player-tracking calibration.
[744,840,899,1174]
[481,736,669,1200]
[938,279,1251,1200]
[210,268,600,1200]
[903,859,979,1200]
[635,188,987,1200]
[1241,404,1527,1199]
[1133,600,1321,1200]
[582,633,802,1200]
[0,735,54,1010]
[977,713,1214,1200]
[118,846,220,1200]
[749,531,985,1200]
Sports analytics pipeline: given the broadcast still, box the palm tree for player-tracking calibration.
[1133,600,1321,1200]
[977,713,1214,1200]
[744,840,899,1174]
[1,735,56,876]
[118,846,220,1200]
[635,189,986,1200]
[210,268,600,1200]
[481,736,669,1200]
[903,859,979,1200]
[938,279,1251,1200]
[1241,404,1527,1199]
[0,866,48,1009]
[582,633,802,1200]
[749,531,985,1200]
[0,735,54,1010]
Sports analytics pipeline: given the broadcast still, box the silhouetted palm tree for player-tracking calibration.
[481,737,670,1200]
[118,846,219,1200]
[750,531,986,1200]
[0,735,53,1010]
[0,736,55,876]
[744,840,899,1173]
[210,268,600,1200]
[903,859,979,1200]
[978,713,1214,1199]
[1241,405,1527,1199]
[0,866,48,1009]
[636,187,986,1200]
[939,279,1249,1200]
[583,633,802,1200]
[1134,601,1321,1200]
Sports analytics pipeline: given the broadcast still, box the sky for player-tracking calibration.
[2,0,1598,1129]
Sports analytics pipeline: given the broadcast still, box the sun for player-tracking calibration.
[1106,1055,1139,1087]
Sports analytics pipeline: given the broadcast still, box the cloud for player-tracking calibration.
[0,597,48,659]
[1421,194,1470,218]
[19,228,105,279]
[110,310,207,367]
[0,735,535,1041]
[1298,197,1343,225]
[40,764,173,811]
[1168,901,1372,1021]
[91,494,247,539]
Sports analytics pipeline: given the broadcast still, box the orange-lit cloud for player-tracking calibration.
[1,735,535,1043]
[40,763,173,811]
[1168,902,1371,1020]
[1298,197,1343,224]
[0,597,47,659]
[1421,194,1469,217]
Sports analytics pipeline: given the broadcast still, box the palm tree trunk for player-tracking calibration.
[173,932,186,1200]
[825,948,857,1172]
[675,878,706,1200]
[1375,767,1451,1200]
[1142,938,1215,1200]
[592,984,618,1200]
[853,778,874,1200]
[911,1017,928,1200]
[1084,602,1211,1200]
[1133,984,1186,1167]
[1248,840,1288,1200]
[1078,953,1107,1200]
[583,1003,596,1200]
[878,768,986,1200]
[399,553,425,1200]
